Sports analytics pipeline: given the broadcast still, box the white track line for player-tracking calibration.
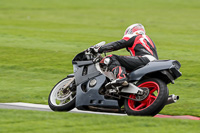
[2,102,49,109]
[0,102,199,120]
[0,102,126,116]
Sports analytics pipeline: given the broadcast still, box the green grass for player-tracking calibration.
[0,0,199,119]
[0,0,200,132]
[0,109,199,133]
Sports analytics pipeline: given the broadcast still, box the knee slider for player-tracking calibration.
[104,57,111,66]
[103,58,110,66]
[99,55,113,71]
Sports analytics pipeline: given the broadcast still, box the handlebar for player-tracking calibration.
[85,41,106,62]
[92,53,101,63]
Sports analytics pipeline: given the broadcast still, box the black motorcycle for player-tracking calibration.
[48,42,182,116]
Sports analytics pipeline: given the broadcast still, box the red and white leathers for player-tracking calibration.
[98,34,158,60]
[98,24,158,87]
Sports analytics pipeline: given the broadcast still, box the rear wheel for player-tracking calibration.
[124,78,168,116]
[48,77,76,111]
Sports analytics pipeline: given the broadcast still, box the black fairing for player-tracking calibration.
[72,51,88,63]
[128,60,182,83]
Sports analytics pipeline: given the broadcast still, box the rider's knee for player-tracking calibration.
[100,55,112,65]
[99,55,113,70]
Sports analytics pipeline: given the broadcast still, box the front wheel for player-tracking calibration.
[124,78,168,116]
[48,77,76,111]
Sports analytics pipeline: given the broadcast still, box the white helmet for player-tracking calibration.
[123,23,145,39]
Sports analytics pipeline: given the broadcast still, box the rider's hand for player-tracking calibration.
[87,41,105,54]
[89,45,101,53]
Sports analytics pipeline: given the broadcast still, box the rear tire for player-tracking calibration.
[124,78,168,116]
[48,77,76,111]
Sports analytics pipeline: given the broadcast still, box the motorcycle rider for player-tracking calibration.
[91,23,158,88]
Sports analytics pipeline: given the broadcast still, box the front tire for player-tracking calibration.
[48,77,76,111]
[124,78,168,116]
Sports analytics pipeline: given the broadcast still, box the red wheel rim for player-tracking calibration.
[128,81,160,111]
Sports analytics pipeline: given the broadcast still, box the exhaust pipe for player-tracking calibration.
[166,94,179,105]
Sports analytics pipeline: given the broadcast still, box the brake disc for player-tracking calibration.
[56,87,72,101]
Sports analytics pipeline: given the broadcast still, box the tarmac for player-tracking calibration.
[0,102,199,120]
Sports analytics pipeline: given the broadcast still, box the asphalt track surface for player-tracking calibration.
[0,102,199,120]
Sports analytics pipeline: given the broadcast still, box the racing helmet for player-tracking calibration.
[123,23,145,39]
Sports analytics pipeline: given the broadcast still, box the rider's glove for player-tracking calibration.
[89,45,101,53]
[87,41,105,54]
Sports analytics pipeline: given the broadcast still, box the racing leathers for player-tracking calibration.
[98,34,158,87]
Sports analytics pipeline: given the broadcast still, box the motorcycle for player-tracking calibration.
[48,41,182,116]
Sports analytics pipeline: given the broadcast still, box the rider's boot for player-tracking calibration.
[105,66,128,89]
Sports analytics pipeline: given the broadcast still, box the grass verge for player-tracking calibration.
[0,109,199,133]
